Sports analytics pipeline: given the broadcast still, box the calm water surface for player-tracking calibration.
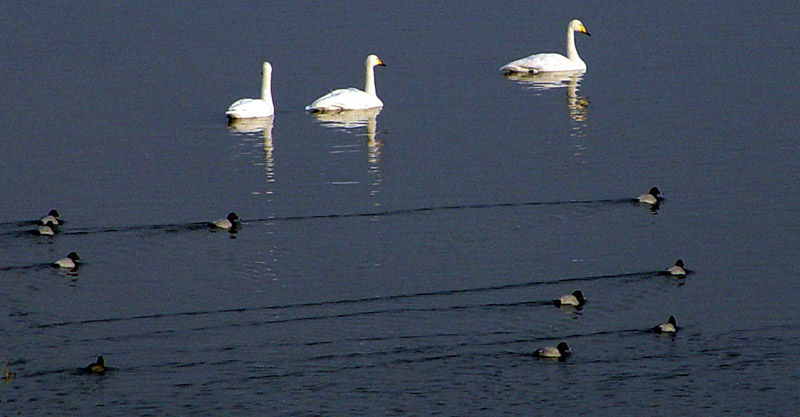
[2,1,799,415]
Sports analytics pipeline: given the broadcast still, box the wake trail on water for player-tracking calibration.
[37,270,661,329]
[0,197,643,239]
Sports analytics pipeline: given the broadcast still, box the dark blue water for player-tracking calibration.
[2,2,799,415]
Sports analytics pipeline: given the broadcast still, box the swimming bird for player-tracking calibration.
[53,252,80,269]
[211,212,240,230]
[226,62,274,119]
[305,54,386,112]
[35,225,56,236]
[637,187,661,205]
[667,259,687,276]
[534,341,571,359]
[39,209,61,226]
[84,356,106,374]
[500,19,590,74]
[653,316,677,333]
[554,290,585,307]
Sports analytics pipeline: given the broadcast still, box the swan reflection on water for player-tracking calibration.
[504,71,587,116]
[309,108,383,204]
[503,71,589,154]
[310,107,381,150]
[227,116,275,194]
[310,107,380,129]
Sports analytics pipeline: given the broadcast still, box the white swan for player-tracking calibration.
[226,62,274,119]
[305,54,386,112]
[501,19,590,74]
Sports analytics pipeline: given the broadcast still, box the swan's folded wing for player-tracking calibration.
[227,98,255,112]
[501,52,585,74]
[305,88,379,112]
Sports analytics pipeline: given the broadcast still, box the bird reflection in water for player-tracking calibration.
[311,108,383,206]
[503,71,589,156]
[228,116,275,196]
[2,356,14,385]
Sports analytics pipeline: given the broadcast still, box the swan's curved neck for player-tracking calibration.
[364,64,377,97]
[566,27,581,62]
[261,67,272,102]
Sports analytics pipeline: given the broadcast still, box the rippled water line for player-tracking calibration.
[18,326,798,383]
[37,270,659,329]
[182,329,669,388]
[242,325,800,377]
[0,196,646,239]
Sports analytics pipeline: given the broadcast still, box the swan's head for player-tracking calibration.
[367,54,386,68]
[261,61,272,75]
[556,341,570,354]
[569,19,590,36]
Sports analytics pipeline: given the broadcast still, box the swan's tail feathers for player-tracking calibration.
[305,105,344,114]
[500,64,540,75]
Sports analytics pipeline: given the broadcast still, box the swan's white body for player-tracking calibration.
[501,19,590,74]
[306,54,386,112]
[226,62,274,119]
